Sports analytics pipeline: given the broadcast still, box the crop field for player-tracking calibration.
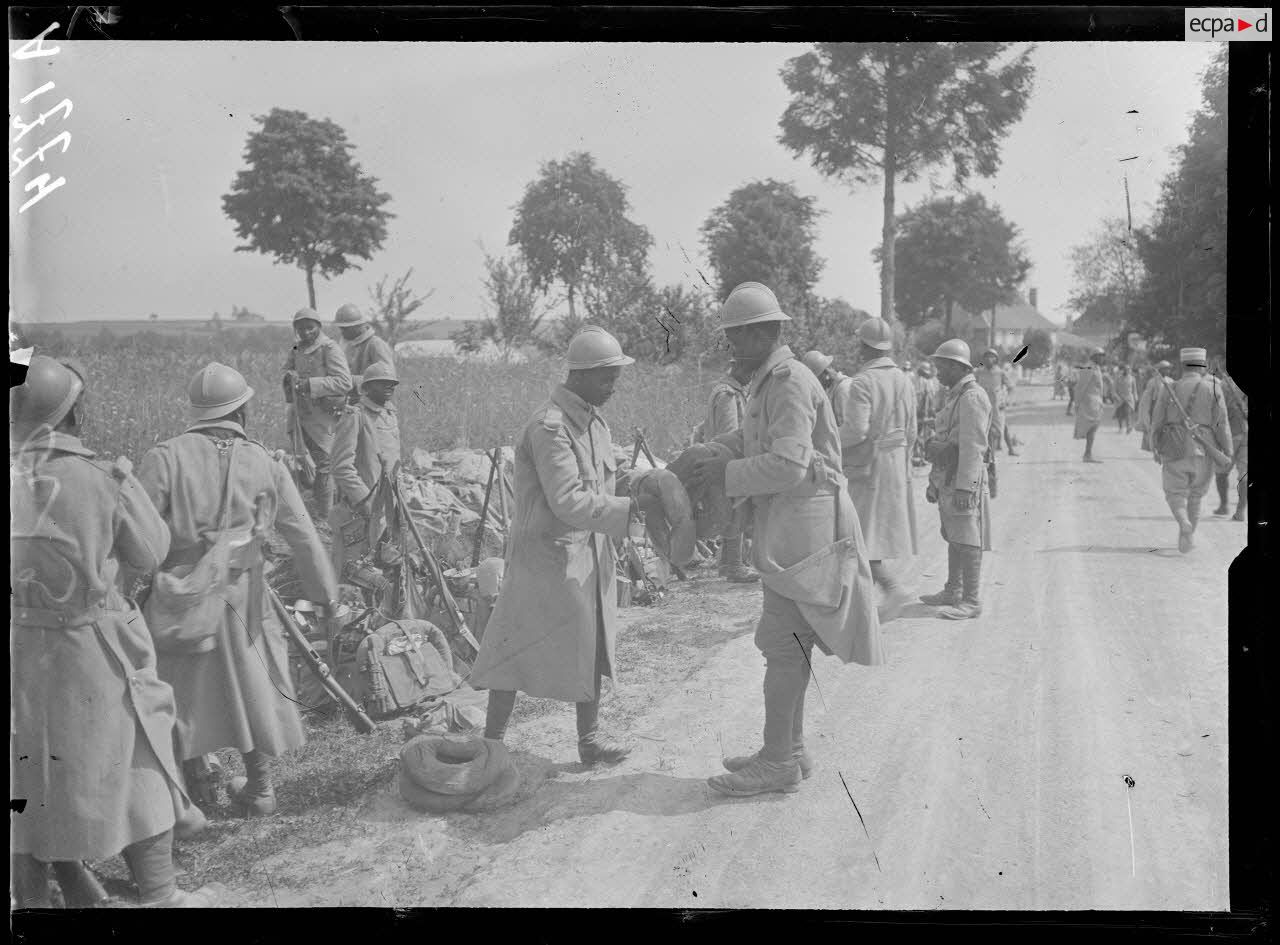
[13,325,721,462]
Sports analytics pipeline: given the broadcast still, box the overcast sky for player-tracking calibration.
[9,41,1218,328]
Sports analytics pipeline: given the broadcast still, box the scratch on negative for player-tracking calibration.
[977,796,991,820]
[792,633,827,711]
[837,769,881,872]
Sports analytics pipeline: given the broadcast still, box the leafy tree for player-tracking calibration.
[508,151,652,323]
[779,42,1035,326]
[457,252,548,359]
[1066,216,1145,332]
[883,193,1031,331]
[369,267,435,344]
[699,179,825,316]
[909,318,948,362]
[222,108,394,309]
[1020,326,1053,369]
[1128,48,1227,353]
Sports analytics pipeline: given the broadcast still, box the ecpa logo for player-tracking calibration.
[1186,8,1271,40]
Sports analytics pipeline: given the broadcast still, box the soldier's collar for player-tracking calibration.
[858,356,895,372]
[360,394,395,414]
[10,429,95,459]
[749,345,795,396]
[296,335,328,355]
[348,326,376,344]
[550,384,599,432]
[186,420,248,438]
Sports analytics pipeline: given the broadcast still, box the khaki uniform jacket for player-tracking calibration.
[1135,373,1166,433]
[11,431,188,860]
[1115,373,1138,408]
[929,373,992,550]
[470,385,633,702]
[343,327,396,394]
[285,334,352,446]
[328,397,403,576]
[711,346,882,667]
[139,421,338,759]
[1150,373,1233,462]
[831,356,919,561]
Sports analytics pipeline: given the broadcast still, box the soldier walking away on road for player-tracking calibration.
[974,348,1019,457]
[920,340,993,621]
[1210,361,1248,520]
[329,361,403,579]
[703,357,760,583]
[335,302,396,405]
[1053,360,1069,400]
[825,320,919,623]
[470,326,640,767]
[138,363,341,817]
[284,307,353,519]
[11,357,218,908]
[1136,360,1173,452]
[1148,347,1233,553]
[1074,349,1108,463]
[690,283,882,797]
[1114,365,1138,435]
[1065,358,1080,415]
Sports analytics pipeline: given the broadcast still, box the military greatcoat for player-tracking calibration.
[929,373,992,550]
[284,333,352,447]
[11,431,189,860]
[469,385,633,703]
[138,421,338,760]
[329,395,403,575]
[342,326,396,394]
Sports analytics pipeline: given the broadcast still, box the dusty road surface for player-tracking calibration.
[215,384,1239,909]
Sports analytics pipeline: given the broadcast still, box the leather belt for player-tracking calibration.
[13,603,111,629]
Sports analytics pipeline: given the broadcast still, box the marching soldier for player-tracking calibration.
[1210,362,1247,519]
[1135,359,1173,451]
[827,320,918,621]
[283,307,353,518]
[691,283,882,796]
[471,326,640,766]
[329,361,403,579]
[335,302,395,405]
[1149,348,1232,553]
[920,339,992,620]
[1073,349,1108,463]
[704,357,759,583]
[1114,364,1138,434]
[138,363,341,816]
[11,357,215,907]
[912,361,942,467]
[974,348,1018,457]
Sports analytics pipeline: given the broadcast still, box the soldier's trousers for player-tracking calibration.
[1162,456,1215,502]
[754,587,814,765]
[300,426,334,515]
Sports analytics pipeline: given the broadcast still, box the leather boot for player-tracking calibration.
[1213,473,1230,515]
[718,534,759,583]
[1233,481,1247,521]
[921,544,962,606]
[707,757,801,796]
[723,748,813,779]
[182,755,221,809]
[576,698,632,766]
[940,546,983,620]
[227,750,276,817]
[137,884,224,908]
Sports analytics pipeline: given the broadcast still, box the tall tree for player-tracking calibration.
[1129,48,1227,353]
[222,108,393,309]
[508,151,652,323]
[883,193,1031,331]
[699,178,825,317]
[1066,216,1144,332]
[779,42,1035,326]
[368,268,435,344]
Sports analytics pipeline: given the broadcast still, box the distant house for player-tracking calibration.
[954,288,1059,351]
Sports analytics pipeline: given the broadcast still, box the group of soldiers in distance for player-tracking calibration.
[10,280,1249,906]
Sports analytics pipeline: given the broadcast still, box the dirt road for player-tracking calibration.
[217,384,1238,909]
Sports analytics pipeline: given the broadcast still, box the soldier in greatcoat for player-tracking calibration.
[470,327,640,767]
[1114,365,1138,434]
[334,302,396,405]
[691,283,882,797]
[703,358,759,583]
[11,357,215,907]
[283,307,353,517]
[138,363,340,816]
[1148,347,1232,553]
[920,339,992,621]
[1073,349,1108,462]
[1135,360,1173,451]
[329,361,403,579]
[825,320,919,622]
[974,348,1018,457]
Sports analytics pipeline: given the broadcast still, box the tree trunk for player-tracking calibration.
[879,51,898,326]
[567,282,576,324]
[944,297,954,334]
[305,264,317,310]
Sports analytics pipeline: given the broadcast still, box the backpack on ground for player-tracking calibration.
[330,617,460,719]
